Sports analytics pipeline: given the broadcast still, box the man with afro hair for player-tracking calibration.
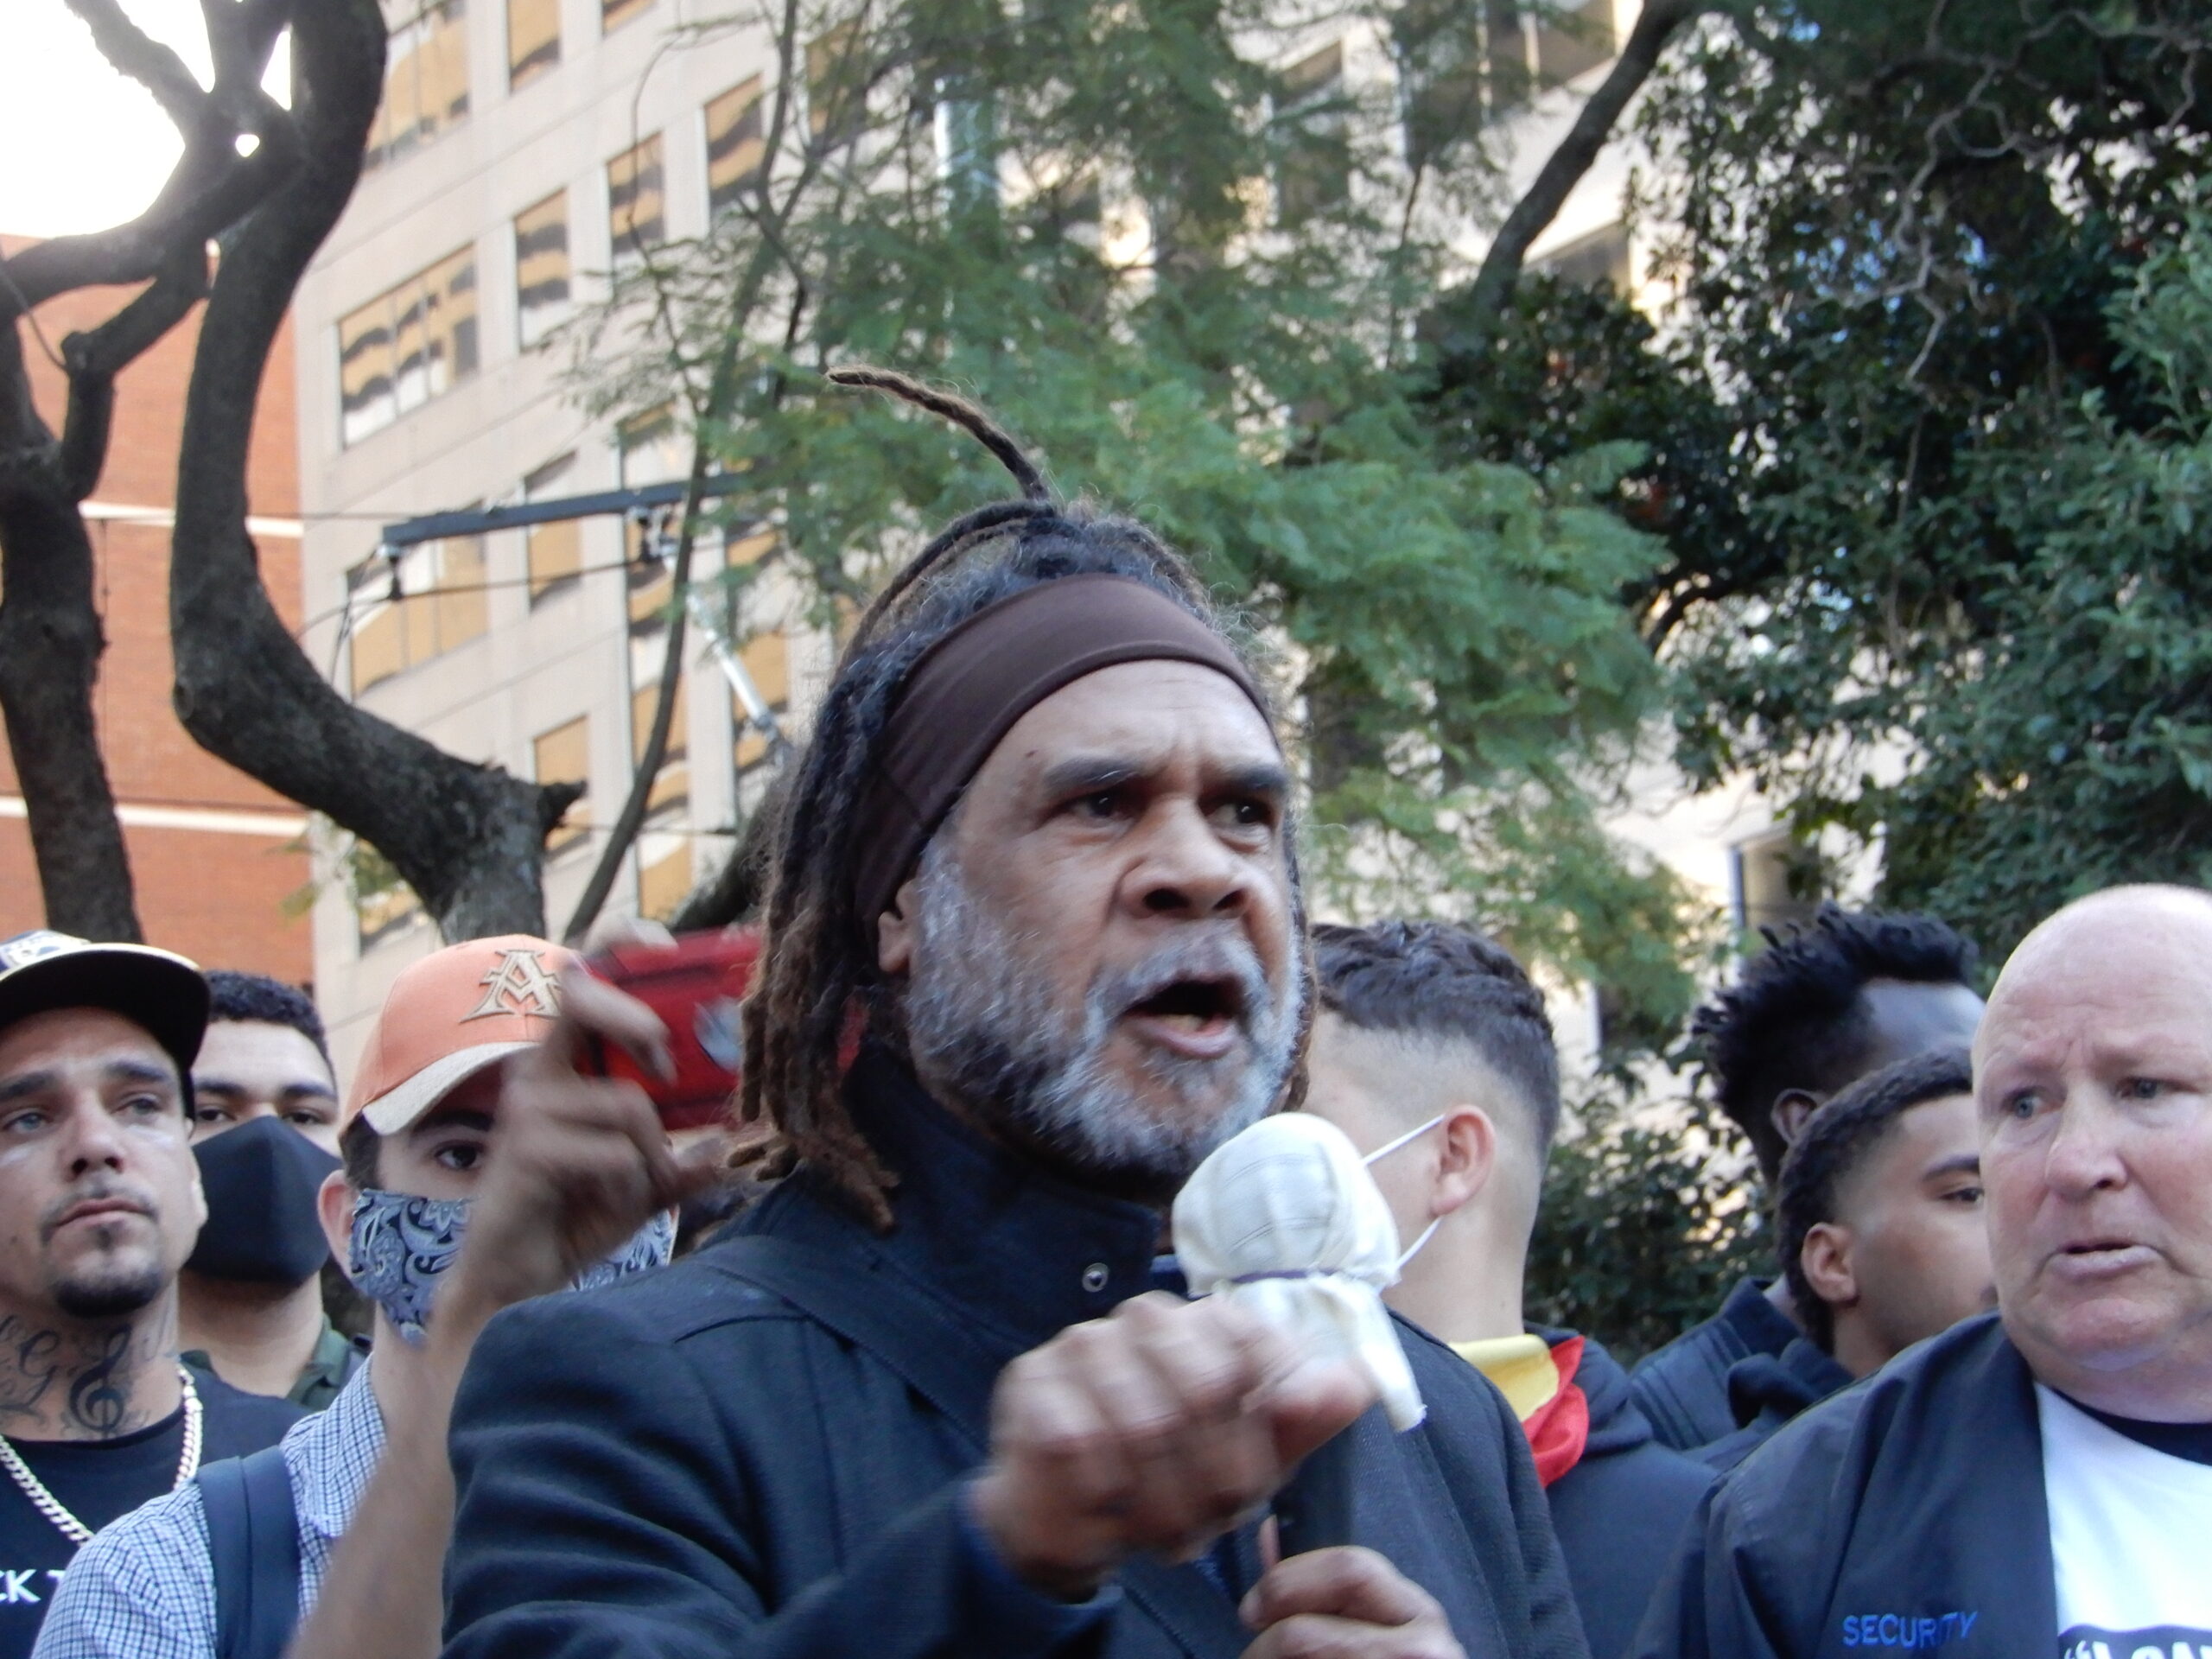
[1629,903,1983,1452]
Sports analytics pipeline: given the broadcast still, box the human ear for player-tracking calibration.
[317,1170,358,1284]
[1771,1089,1822,1147]
[1799,1222,1859,1310]
[1431,1106,1497,1217]
[875,876,921,976]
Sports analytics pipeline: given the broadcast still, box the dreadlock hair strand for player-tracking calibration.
[739,371,1291,1230]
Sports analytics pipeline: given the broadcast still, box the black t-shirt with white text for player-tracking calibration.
[0,1371,300,1659]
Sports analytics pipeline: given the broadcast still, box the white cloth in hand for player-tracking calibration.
[1172,1113,1426,1431]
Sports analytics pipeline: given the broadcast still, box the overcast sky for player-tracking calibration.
[0,0,278,241]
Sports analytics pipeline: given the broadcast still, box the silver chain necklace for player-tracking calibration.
[0,1364,204,1546]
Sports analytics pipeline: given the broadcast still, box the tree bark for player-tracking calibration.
[1452,0,1709,346]
[0,483,141,942]
[169,0,577,944]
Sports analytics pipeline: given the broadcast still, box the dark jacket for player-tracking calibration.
[1539,1332,1713,1659]
[1632,1315,2055,1659]
[1629,1280,1800,1452]
[1694,1338,1854,1475]
[442,1053,1589,1659]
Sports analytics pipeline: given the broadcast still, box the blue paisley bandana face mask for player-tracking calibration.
[347,1191,677,1345]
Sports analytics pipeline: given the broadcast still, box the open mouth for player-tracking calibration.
[1122,976,1246,1057]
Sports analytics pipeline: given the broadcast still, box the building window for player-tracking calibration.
[534,717,591,854]
[607,135,666,258]
[367,0,470,170]
[602,0,652,32]
[733,629,791,773]
[524,453,582,599]
[1732,830,1819,938]
[1535,0,1614,86]
[507,0,559,88]
[705,76,766,214]
[338,246,479,446]
[513,189,571,346]
[807,23,866,143]
[1532,221,1630,293]
[631,678,690,817]
[346,531,488,695]
[1275,41,1348,226]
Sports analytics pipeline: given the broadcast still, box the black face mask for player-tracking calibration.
[186,1115,341,1287]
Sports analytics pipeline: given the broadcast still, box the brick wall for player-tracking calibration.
[0,237,311,985]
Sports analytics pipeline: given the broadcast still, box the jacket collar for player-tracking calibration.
[772,1047,1166,1357]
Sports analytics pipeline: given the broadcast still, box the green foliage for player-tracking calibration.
[1596,0,2212,966]
[573,0,1714,1052]
[1528,1087,1767,1363]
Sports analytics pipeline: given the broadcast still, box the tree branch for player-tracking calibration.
[64,0,210,136]
[1454,0,1710,344]
[171,0,573,941]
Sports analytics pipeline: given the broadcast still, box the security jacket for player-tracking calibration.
[441,1051,1588,1659]
[1633,1315,2054,1659]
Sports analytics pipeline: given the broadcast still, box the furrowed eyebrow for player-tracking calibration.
[1036,756,1146,800]
[0,1071,59,1107]
[105,1059,175,1089]
[1212,761,1291,802]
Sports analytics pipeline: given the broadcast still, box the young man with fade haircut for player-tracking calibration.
[32,935,695,1659]
[0,933,301,1659]
[1696,1047,1993,1472]
[438,372,1586,1659]
[1636,886,2212,1659]
[1302,919,1712,1659]
[1630,904,1984,1452]
[176,972,359,1409]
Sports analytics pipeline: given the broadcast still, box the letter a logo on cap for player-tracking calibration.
[462,947,563,1022]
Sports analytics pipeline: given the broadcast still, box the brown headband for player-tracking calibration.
[850,572,1268,935]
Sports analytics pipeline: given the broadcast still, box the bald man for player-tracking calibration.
[1636,885,2212,1659]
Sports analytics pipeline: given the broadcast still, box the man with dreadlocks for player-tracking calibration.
[1629,903,1984,1453]
[438,372,1585,1659]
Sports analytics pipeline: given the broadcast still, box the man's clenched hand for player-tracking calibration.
[1239,1547,1464,1659]
[971,1292,1376,1600]
[438,967,726,1333]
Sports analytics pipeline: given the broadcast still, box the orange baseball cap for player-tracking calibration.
[343,935,579,1135]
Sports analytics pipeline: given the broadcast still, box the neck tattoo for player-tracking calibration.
[0,1312,175,1441]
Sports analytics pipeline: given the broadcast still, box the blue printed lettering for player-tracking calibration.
[1838,1611,1984,1649]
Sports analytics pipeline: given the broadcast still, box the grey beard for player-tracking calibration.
[901,837,1300,1191]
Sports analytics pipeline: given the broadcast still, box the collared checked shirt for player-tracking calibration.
[29,1366,385,1659]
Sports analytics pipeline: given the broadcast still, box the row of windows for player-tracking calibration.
[368,0,662,172]
[340,74,766,444]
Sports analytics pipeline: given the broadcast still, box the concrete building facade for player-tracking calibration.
[293,0,804,1070]
[1,245,312,984]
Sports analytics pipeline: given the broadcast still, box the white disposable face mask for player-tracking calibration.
[1363,1113,1448,1270]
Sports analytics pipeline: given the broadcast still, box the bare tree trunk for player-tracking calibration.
[1,218,213,940]
[1453,0,1709,341]
[169,0,577,943]
[0,486,140,941]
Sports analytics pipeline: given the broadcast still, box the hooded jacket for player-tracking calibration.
[1629,1281,1801,1453]
[442,1052,1590,1659]
[1695,1337,1856,1475]
[1633,1315,2058,1659]
[1534,1332,1713,1659]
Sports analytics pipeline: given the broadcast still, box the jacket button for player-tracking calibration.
[1081,1262,1110,1294]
